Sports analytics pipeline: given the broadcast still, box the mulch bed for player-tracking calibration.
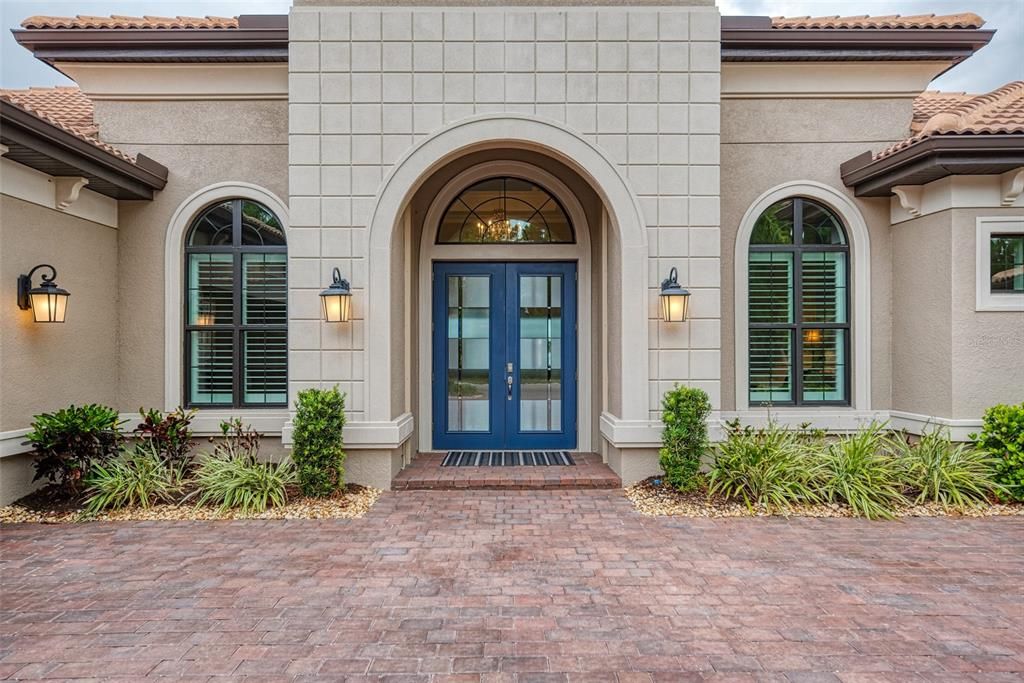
[626,477,1024,519]
[0,483,381,524]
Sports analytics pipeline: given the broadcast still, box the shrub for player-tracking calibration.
[133,407,196,466]
[708,422,821,511]
[189,420,295,513]
[898,430,1002,508]
[291,386,347,497]
[83,443,186,513]
[658,385,712,492]
[26,404,123,491]
[972,402,1024,502]
[815,422,903,519]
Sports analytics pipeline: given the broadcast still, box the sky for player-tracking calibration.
[1,0,1022,92]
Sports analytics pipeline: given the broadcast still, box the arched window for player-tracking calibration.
[185,199,287,407]
[437,176,574,244]
[748,197,850,406]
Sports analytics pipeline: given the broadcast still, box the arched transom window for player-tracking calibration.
[185,199,287,407]
[438,176,574,244]
[748,197,850,406]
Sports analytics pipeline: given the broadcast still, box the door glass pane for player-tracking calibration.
[188,253,233,326]
[447,276,490,432]
[749,329,792,404]
[802,328,846,403]
[519,275,562,432]
[801,251,847,323]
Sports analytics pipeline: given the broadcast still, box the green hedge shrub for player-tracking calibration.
[658,385,712,492]
[291,386,347,497]
[26,404,123,491]
[973,402,1024,502]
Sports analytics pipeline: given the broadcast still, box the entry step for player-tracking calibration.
[393,452,620,490]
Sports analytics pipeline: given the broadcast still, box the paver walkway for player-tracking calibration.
[1,489,1022,682]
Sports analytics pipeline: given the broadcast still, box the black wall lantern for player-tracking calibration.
[320,267,352,323]
[659,266,690,323]
[17,264,70,323]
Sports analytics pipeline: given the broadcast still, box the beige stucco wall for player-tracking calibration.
[950,208,1024,417]
[0,195,119,429]
[92,100,288,411]
[891,210,953,417]
[720,95,905,412]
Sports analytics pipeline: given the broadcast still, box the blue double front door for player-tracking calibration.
[432,262,577,451]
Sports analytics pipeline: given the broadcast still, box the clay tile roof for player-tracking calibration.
[0,86,136,163]
[876,81,1024,159]
[20,15,238,30]
[771,13,986,30]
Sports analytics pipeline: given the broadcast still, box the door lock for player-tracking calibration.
[506,363,514,400]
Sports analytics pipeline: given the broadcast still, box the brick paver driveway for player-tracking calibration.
[2,490,1023,682]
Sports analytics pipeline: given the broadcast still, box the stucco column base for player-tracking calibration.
[605,445,662,487]
[344,449,405,491]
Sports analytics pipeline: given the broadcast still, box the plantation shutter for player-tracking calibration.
[242,254,288,404]
[749,252,793,402]
[187,253,235,404]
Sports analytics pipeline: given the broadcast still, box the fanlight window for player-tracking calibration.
[748,197,850,406]
[438,177,574,244]
[185,198,287,408]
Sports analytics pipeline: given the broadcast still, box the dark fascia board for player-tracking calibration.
[12,14,992,65]
[841,135,1024,196]
[0,100,168,199]
[11,18,288,64]
[721,18,994,63]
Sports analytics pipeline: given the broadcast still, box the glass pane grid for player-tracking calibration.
[189,330,233,405]
[519,275,562,432]
[243,253,287,325]
[447,276,490,432]
[438,177,574,244]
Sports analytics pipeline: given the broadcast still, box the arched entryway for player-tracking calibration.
[364,115,649,455]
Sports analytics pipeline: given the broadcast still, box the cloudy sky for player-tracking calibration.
[2,0,1021,92]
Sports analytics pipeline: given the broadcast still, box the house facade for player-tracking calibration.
[1,3,1022,503]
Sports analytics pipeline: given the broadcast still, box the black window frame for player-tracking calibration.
[749,196,852,407]
[436,175,576,245]
[183,198,288,409]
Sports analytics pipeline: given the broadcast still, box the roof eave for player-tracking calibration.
[0,99,168,199]
[841,135,1024,196]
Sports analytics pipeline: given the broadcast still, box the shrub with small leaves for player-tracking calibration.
[26,404,123,491]
[972,402,1024,502]
[291,386,347,497]
[658,385,711,492]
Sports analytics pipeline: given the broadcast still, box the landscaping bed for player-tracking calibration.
[0,483,380,524]
[627,477,1024,518]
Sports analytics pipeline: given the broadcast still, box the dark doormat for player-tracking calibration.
[441,451,575,467]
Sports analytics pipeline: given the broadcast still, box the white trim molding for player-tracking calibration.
[890,173,1024,224]
[54,63,288,101]
[163,181,290,411]
[416,160,594,453]
[1,157,118,228]
[975,215,1024,312]
[365,114,651,427]
[734,180,872,412]
[722,61,953,100]
[889,411,982,442]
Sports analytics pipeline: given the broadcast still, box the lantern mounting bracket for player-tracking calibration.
[17,263,57,310]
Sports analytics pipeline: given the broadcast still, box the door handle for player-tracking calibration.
[506,362,514,400]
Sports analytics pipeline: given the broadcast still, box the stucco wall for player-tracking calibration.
[0,195,119,429]
[91,100,289,412]
[891,210,953,417]
[720,95,903,412]
[950,207,1024,417]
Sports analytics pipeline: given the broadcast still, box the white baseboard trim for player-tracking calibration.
[0,429,31,458]
[889,411,983,442]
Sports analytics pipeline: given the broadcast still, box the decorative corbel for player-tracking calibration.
[892,185,923,217]
[1000,167,1024,207]
[53,176,89,211]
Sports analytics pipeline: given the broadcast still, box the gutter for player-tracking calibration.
[841,135,1024,196]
